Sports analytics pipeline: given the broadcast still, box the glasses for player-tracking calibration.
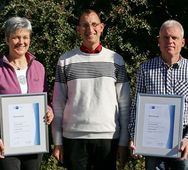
[79,23,101,29]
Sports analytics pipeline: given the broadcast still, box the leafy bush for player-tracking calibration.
[0,0,152,169]
[0,0,78,99]
[2,0,188,169]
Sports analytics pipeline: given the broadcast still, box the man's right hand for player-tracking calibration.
[129,140,142,158]
[53,145,63,163]
[0,139,4,159]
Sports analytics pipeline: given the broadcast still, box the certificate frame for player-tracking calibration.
[133,93,184,158]
[0,93,49,156]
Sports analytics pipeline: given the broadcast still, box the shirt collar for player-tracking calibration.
[80,43,102,54]
[159,56,183,69]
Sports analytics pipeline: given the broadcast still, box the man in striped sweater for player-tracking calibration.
[52,9,130,170]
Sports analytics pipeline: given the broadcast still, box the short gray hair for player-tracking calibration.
[5,16,32,39]
[159,20,184,38]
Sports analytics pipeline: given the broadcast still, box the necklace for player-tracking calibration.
[11,62,21,70]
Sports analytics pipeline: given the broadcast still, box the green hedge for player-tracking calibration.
[1,0,188,169]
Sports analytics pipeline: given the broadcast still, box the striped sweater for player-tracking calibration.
[52,47,130,146]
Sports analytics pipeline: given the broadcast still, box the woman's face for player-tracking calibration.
[6,28,30,58]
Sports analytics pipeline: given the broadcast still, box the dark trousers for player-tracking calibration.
[63,137,118,170]
[0,154,43,170]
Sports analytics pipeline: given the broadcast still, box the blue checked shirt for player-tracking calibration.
[128,56,188,139]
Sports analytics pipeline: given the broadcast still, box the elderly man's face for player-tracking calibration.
[158,26,185,63]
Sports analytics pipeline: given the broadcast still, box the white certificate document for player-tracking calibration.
[143,104,175,149]
[8,103,40,147]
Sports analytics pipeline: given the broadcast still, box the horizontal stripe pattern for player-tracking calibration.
[55,62,128,83]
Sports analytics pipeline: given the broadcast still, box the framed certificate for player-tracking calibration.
[133,93,184,158]
[0,93,49,156]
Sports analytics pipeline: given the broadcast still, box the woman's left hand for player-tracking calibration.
[45,106,54,125]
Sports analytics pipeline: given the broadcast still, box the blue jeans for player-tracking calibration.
[145,156,188,170]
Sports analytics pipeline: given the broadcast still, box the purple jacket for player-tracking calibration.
[0,52,47,94]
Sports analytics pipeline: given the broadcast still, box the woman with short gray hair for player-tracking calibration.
[0,16,54,170]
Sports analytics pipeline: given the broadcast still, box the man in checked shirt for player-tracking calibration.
[128,20,188,169]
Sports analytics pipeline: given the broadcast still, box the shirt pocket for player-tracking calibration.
[174,80,188,96]
[174,80,188,110]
